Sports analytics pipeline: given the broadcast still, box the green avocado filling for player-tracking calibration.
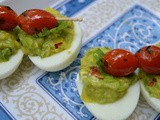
[0,30,20,62]
[139,44,160,99]
[17,8,74,58]
[139,70,160,99]
[79,47,138,104]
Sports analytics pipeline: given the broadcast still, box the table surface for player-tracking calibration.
[0,0,160,120]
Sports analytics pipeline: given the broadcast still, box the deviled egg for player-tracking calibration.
[136,45,160,112]
[76,47,140,120]
[29,22,81,71]
[17,8,82,72]
[0,5,23,79]
[140,74,160,112]
[0,49,23,79]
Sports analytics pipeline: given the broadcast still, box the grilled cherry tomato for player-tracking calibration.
[135,45,160,74]
[17,9,58,35]
[0,5,18,30]
[102,49,138,77]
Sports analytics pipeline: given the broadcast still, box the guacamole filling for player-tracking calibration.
[79,47,138,104]
[0,30,20,62]
[139,69,160,99]
[17,8,74,58]
[139,44,160,99]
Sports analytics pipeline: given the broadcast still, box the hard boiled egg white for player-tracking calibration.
[29,22,82,72]
[0,49,23,79]
[140,81,160,112]
[76,75,140,120]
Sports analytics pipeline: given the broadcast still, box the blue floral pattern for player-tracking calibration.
[82,5,160,54]
[55,0,94,16]
[38,66,95,120]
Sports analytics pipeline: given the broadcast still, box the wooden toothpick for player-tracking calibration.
[56,17,83,21]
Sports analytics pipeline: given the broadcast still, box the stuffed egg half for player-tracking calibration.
[18,8,82,72]
[136,45,160,113]
[0,31,23,79]
[76,47,140,120]
[29,22,82,72]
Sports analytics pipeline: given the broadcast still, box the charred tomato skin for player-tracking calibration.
[0,5,18,30]
[17,9,58,35]
[135,45,160,74]
[102,49,138,77]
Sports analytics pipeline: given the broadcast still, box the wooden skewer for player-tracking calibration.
[56,17,83,21]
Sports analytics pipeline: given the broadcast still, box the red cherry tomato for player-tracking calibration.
[0,5,18,30]
[102,49,138,77]
[17,9,58,35]
[135,45,160,74]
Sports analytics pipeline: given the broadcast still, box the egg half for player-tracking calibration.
[29,22,82,72]
[0,49,23,79]
[140,81,160,112]
[76,74,140,120]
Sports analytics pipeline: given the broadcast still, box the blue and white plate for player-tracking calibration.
[0,0,160,120]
